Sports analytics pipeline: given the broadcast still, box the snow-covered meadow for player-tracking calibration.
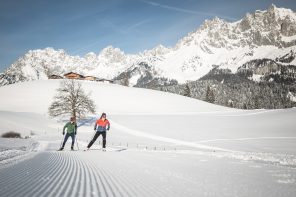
[0,79,295,197]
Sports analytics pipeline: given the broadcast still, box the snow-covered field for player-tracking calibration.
[0,79,295,197]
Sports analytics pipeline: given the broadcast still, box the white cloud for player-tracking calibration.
[141,0,237,21]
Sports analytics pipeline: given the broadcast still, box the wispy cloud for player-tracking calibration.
[141,0,237,21]
[100,18,150,34]
[126,19,150,32]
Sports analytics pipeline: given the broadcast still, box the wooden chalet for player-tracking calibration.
[64,72,84,79]
[84,76,98,81]
[49,75,63,79]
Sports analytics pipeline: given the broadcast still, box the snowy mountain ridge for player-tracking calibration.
[0,4,296,86]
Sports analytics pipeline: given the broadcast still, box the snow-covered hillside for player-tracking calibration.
[0,79,295,153]
[0,80,296,196]
[0,79,229,115]
[0,79,230,138]
[1,4,296,86]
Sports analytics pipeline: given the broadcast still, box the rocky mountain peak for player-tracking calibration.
[143,45,170,56]
[267,4,295,20]
[98,46,126,63]
[246,4,296,32]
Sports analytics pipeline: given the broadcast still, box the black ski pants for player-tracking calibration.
[87,132,107,148]
[62,133,75,148]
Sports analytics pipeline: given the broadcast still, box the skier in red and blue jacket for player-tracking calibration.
[86,113,110,151]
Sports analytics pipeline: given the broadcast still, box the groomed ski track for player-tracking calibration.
[0,141,296,197]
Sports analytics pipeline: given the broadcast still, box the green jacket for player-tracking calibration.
[63,122,77,134]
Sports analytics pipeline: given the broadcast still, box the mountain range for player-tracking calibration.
[0,4,295,108]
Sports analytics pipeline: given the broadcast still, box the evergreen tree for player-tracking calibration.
[206,85,215,103]
[123,77,129,86]
[183,84,191,97]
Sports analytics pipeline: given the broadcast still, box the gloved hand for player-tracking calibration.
[62,131,65,135]
[74,132,77,135]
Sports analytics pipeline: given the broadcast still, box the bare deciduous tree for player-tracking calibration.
[48,80,96,119]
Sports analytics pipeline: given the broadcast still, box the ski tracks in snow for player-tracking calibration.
[111,120,232,152]
[111,120,296,168]
[0,143,295,197]
[0,150,165,197]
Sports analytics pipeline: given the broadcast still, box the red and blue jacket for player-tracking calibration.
[94,118,110,132]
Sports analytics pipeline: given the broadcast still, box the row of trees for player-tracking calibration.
[153,73,296,109]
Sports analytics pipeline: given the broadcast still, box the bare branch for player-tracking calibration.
[48,79,96,119]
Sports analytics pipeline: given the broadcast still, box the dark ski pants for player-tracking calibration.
[62,133,75,148]
[87,132,106,148]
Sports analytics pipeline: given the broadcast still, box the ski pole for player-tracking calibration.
[59,132,65,149]
[76,137,80,150]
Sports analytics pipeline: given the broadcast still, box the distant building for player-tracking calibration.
[84,76,98,81]
[97,79,114,84]
[49,75,63,79]
[64,72,84,79]
[62,72,113,83]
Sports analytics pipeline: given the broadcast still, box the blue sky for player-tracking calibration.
[0,0,296,72]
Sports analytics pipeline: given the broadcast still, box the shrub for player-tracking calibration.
[1,131,21,138]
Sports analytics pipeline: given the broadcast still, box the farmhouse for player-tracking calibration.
[61,72,113,83]
[49,75,63,79]
[84,76,98,81]
[64,72,84,79]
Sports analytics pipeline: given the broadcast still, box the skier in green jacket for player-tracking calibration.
[59,117,77,151]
